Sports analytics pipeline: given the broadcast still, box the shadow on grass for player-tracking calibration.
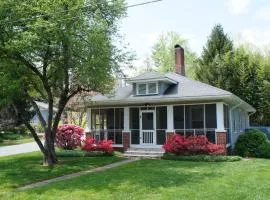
[3,158,270,199]
[0,152,123,192]
[22,159,227,194]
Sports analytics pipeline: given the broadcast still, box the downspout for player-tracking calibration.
[248,111,256,128]
[229,98,243,148]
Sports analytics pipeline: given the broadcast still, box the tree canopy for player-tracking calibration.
[194,24,270,125]
[0,0,128,165]
[151,31,197,77]
[195,24,233,85]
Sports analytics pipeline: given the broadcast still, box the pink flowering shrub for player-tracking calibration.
[97,140,113,153]
[163,135,226,156]
[81,138,113,154]
[81,138,96,152]
[56,124,84,150]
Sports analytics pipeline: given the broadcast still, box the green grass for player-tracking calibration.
[0,151,124,194]
[2,158,270,200]
[0,132,34,146]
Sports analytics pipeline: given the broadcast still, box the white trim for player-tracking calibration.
[140,110,156,145]
[216,102,225,132]
[86,108,92,132]
[167,105,174,132]
[127,77,177,84]
[136,82,158,95]
[112,144,123,147]
[88,102,222,109]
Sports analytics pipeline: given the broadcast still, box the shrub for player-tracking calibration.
[234,129,268,157]
[97,140,113,153]
[81,138,96,152]
[257,142,270,158]
[162,153,241,162]
[163,135,226,156]
[56,124,84,150]
[81,138,113,154]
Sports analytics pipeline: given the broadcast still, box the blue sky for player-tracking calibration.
[120,0,270,71]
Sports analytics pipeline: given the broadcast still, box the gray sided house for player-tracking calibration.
[30,101,57,125]
[79,45,255,151]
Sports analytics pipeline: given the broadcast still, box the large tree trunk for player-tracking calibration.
[43,130,58,166]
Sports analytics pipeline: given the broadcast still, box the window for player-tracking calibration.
[156,106,167,145]
[148,83,157,94]
[205,104,217,128]
[136,82,157,95]
[185,105,204,129]
[91,108,123,144]
[173,106,184,129]
[137,84,146,95]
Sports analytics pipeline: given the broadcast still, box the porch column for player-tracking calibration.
[123,107,130,150]
[85,108,92,138]
[216,102,225,131]
[166,105,175,140]
[123,107,130,132]
[216,102,227,146]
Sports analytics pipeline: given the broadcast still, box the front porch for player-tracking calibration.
[86,102,230,150]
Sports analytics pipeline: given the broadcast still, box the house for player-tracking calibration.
[30,101,57,125]
[79,45,255,151]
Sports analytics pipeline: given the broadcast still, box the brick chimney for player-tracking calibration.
[175,44,185,76]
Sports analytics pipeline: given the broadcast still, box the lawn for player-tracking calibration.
[0,132,34,146]
[2,158,270,200]
[0,151,124,194]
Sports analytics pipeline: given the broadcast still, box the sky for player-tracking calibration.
[119,0,270,73]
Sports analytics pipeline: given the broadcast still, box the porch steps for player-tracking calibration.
[123,148,164,158]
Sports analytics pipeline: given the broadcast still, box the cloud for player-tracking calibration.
[226,0,251,15]
[237,28,270,49]
[255,6,270,21]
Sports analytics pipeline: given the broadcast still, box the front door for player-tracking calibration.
[140,110,156,145]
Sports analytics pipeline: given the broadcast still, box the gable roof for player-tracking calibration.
[79,71,255,112]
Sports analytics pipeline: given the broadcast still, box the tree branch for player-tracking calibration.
[25,122,46,155]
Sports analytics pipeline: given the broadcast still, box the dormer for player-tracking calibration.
[126,72,178,96]
[125,44,185,97]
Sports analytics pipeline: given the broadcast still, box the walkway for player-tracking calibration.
[18,158,139,190]
[0,141,41,157]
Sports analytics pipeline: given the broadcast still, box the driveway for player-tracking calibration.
[0,141,41,157]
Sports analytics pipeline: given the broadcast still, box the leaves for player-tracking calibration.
[151,31,197,78]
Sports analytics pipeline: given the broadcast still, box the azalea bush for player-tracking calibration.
[81,138,113,154]
[163,134,226,156]
[56,124,84,150]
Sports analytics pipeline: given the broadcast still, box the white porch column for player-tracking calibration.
[166,105,174,132]
[86,108,91,132]
[216,102,225,132]
[123,107,130,132]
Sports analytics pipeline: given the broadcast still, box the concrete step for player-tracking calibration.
[123,147,164,158]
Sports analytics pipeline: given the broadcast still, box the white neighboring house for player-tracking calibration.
[30,101,57,125]
[74,45,255,151]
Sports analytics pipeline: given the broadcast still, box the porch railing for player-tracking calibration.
[91,129,123,145]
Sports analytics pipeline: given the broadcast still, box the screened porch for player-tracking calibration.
[87,103,230,147]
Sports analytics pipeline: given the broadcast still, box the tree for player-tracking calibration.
[151,32,197,77]
[0,0,128,166]
[195,24,233,84]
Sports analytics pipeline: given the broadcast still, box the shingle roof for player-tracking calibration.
[87,72,254,112]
